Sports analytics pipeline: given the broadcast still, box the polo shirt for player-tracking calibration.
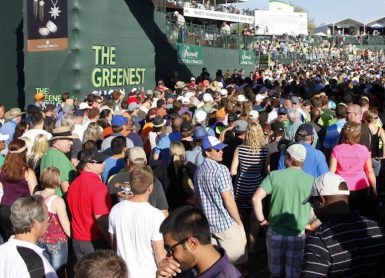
[0,119,17,145]
[177,247,241,278]
[68,171,112,241]
[40,147,76,197]
[301,212,385,277]
[153,131,181,162]
[0,236,57,278]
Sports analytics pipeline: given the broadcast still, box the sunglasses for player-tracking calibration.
[164,237,189,257]
[88,160,104,164]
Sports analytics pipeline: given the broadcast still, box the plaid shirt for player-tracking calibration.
[194,158,235,233]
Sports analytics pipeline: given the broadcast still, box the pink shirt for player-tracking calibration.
[332,144,370,191]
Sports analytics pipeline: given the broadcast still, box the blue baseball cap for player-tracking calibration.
[202,136,227,151]
[111,115,128,127]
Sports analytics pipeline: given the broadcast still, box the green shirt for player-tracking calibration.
[261,167,314,236]
[40,147,76,197]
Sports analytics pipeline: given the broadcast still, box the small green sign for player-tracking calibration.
[239,50,255,66]
[177,43,204,65]
[259,54,271,69]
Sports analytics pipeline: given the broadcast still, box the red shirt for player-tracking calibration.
[68,171,111,241]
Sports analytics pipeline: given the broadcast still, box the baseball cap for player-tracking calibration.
[180,121,193,132]
[291,96,300,104]
[79,102,91,110]
[193,126,208,140]
[302,172,350,204]
[278,107,288,115]
[128,147,147,164]
[203,93,213,103]
[237,94,246,102]
[228,112,238,123]
[234,120,248,133]
[111,115,128,127]
[195,110,207,123]
[249,110,259,120]
[296,123,313,137]
[271,121,284,133]
[286,143,306,162]
[202,136,227,151]
[215,108,226,119]
[128,102,139,112]
[80,148,106,163]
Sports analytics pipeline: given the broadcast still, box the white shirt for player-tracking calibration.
[108,201,164,278]
[0,236,57,278]
[22,129,52,143]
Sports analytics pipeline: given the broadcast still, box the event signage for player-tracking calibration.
[239,50,256,66]
[91,45,146,88]
[177,44,204,65]
[184,7,254,24]
[26,0,68,51]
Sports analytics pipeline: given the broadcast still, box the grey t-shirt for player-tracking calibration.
[107,170,169,210]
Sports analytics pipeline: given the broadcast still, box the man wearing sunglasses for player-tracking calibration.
[301,172,385,277]
[156,206,241,278]
[67,149,111,260]
[194,136,247,265]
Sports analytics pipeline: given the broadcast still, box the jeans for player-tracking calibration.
[38,241,68,273]
[372,158,381,177]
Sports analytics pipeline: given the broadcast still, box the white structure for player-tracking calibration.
[254,10,308,35]
[315,18,364,36]
[268,0,294,12]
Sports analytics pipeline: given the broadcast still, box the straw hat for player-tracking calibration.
[5,108,25,120]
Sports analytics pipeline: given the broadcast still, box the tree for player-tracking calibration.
[294,5,316,35]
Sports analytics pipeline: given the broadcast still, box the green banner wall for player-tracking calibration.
[239,49,256,66]
[24,0,156,105]
[177,44,204,65]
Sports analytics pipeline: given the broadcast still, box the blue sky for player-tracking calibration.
[238,0,385,26]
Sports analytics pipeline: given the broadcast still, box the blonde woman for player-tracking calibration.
[83,122,103,149]
[230,121,269,252]
[27,134,49,179]
[153,141,196,210]
[35,167,70,274]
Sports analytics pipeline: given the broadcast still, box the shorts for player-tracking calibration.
[211,223,248,265]
[266,227,305,278]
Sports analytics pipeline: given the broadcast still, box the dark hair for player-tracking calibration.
[336,104,347,118]
[44,117,55,134]
[61,92,71,102]
[74,250,128,278]
[31,112,44,127]
[159,206,211,244]
[111,136,126,155]
[13,122,30,141]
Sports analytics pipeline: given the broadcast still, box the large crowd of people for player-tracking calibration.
[1,53,385,277]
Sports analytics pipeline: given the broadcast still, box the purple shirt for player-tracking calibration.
[177,247,242,278]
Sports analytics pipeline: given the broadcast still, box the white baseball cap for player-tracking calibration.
[195,110,207,123]
[203,93,213,103]
[79,102,91,110]
[220,89,228,97]
[237,94,246,102]
[303,172,350,204]
[286,144,306,162]
[249,110,259,120]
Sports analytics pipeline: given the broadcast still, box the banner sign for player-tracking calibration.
[177,44,204,65]
[184,7,254,24]
[239,50,256,66]
[26,0,68,52]
[259,54,271,69]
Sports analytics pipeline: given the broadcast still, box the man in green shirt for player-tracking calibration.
[252,143,314,278]
[40,126,77,197]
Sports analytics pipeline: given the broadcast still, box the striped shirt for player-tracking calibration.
[194,158,235,233]
[301,213,385,277]
[235,145,268,209]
